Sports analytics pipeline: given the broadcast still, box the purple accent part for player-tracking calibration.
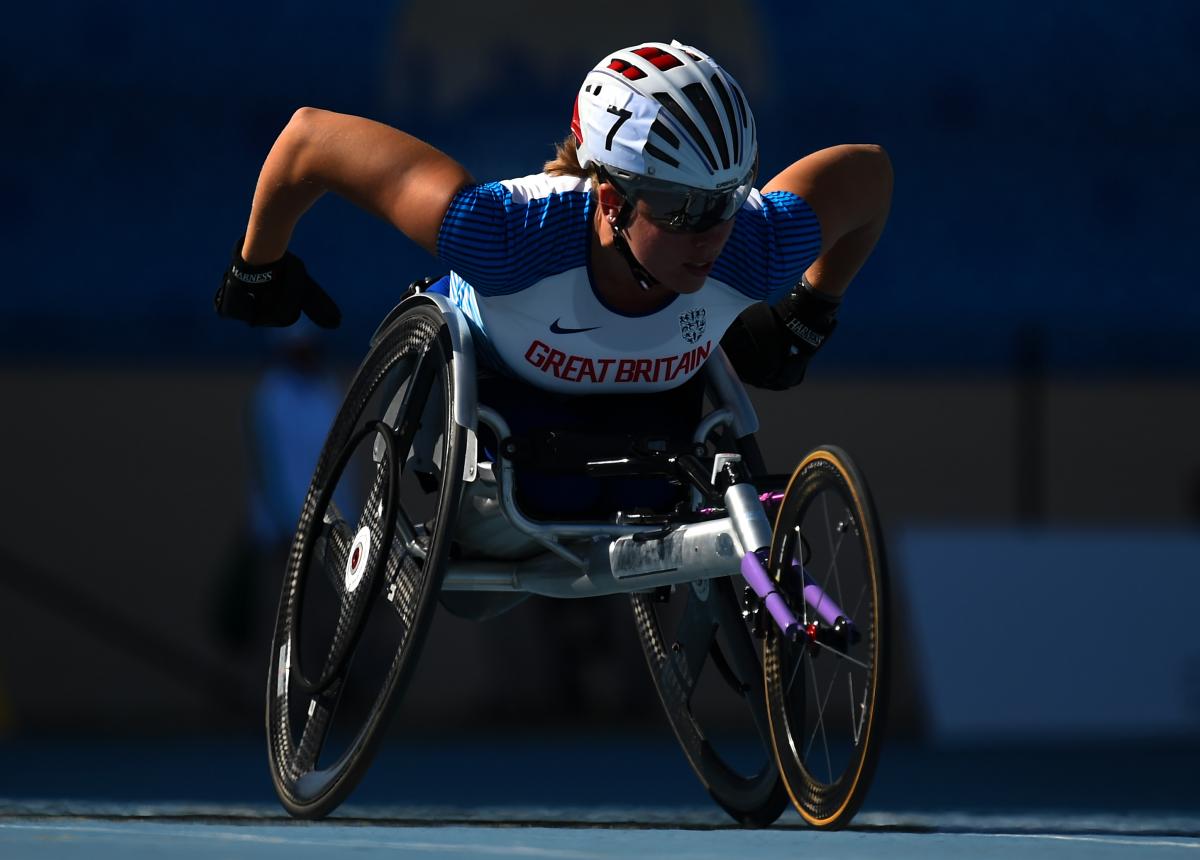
[697,492,783,516]
[740,552,799,638]
[801,566,849,629]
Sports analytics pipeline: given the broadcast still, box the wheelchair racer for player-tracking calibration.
[216,40,892,517]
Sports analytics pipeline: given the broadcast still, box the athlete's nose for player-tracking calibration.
[692,222,730,250]
[691,218,734,244]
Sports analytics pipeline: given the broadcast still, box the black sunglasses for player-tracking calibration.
[604,166,757,233]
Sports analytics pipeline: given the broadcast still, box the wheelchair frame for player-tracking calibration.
[376,293,846,626]
[269,292,887,829]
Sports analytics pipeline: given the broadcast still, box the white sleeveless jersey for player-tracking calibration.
[436,173,821,393]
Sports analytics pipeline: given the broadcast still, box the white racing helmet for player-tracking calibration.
[572,40,758,231]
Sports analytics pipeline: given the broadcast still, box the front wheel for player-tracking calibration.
[762,445,889,829]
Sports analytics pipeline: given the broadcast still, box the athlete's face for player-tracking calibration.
[624,201,736,294]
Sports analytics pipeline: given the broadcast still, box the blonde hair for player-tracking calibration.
[543,134,600,181]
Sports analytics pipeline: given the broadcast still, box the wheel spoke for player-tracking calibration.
[316,502,353,597]
[806,495,847,624]
[785,639,805,698]
[821,494,839,607]
[804,655,838,784]
[390,347,440,458]
[662,589,718,705]
[707,578,777,741]
[291,687,338,776]
[384,550,424,636]
[849,671,868,746]
[818,494,847,610]
[847,582,868,632]
[808,636,871,670]
[826,528,846,609]
[788,527,810,628]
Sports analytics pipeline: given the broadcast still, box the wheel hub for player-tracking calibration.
[345,526,373,593]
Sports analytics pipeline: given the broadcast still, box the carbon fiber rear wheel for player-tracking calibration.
[763,446,889,829]
[630,434,786,826]
[266,303,466,819]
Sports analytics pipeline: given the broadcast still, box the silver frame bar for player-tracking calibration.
[386,299,768,597]
[440,515,744,598]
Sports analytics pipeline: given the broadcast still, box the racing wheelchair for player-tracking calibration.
[264,291,890,829]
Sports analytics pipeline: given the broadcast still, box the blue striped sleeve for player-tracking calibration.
[437,182,591,296]
[710,190,823,304]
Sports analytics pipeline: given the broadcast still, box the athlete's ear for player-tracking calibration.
[596,182,625,221]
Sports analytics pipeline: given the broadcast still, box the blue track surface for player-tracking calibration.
[2,738,1198,858]
[5,817,1200,859]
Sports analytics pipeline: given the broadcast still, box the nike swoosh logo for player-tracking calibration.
[550,318,601,334]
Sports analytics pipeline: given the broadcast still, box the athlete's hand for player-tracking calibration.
[214,239,342,328]
[775,276,838,351]
[721,280,839,390]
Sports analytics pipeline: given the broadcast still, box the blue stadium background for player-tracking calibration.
[3,0,1196,372]
[1,0,1199,755]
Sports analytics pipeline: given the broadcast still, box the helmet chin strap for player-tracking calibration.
[608,200,660,291]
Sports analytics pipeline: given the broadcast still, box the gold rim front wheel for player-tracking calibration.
[762,446,889,829]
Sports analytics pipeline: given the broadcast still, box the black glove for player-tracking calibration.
[214,238,341,328]
[721,277,840,390]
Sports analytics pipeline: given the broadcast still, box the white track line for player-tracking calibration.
[987,833,1200,850]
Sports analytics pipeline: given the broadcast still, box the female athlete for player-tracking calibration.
[215,39,892,522]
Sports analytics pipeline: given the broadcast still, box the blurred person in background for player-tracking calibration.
[212,322,341,681]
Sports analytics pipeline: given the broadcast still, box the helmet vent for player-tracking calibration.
[709,74,741,165]
[654,92,718,171]
[730,81,749,129]
[650,120,680,149]
[607,59,647,80]
[632,45,685,72]
[644,142,681,169]
[682,82,730,170]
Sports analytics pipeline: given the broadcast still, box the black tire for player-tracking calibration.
[266,302,466,819]
[763,445,889,829]
[630,433,787,827]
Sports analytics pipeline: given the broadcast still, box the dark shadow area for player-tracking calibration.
[2,737,1198,823]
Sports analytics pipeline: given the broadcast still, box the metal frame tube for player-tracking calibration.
[703,348,759,438]
[724,482,774,555]
[441,516,743,598]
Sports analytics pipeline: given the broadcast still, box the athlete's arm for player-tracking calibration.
[240,108,475,264]
[761,144,893,297]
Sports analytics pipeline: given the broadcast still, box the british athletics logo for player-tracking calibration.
[524,339,712,384]
[679,307,706,344]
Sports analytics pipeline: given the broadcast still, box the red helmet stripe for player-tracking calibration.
[632,46,683,72]
[607,58,647,80]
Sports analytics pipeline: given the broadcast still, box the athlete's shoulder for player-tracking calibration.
[498,172,592,204]
[439,171,592,297]
[711,187,822,303]
[740,187,813,215]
